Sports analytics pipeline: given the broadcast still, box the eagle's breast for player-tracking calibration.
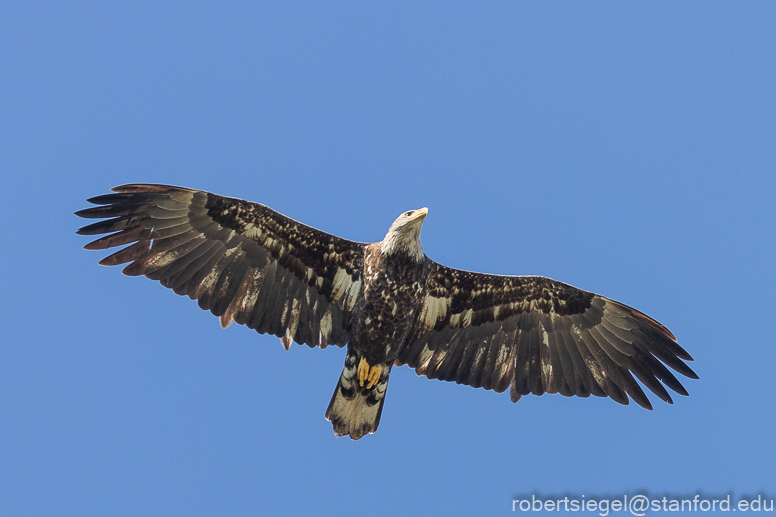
[351,244,428,363]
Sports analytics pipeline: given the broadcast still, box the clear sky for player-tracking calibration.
[2,2,775,516]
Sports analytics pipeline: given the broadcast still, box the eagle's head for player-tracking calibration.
[380,207,428,261]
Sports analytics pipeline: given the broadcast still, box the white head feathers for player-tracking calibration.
[380,208,428,261]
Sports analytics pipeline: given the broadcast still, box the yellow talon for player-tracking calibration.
[366,364,381,390]
[358,357,369,387]
[357,357,382,390]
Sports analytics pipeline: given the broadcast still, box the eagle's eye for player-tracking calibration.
[404,211,413,217]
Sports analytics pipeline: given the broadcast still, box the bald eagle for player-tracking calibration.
[76,184,697,440]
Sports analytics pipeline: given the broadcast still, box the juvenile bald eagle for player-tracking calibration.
[76,184,697,440]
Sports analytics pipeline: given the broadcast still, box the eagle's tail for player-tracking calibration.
[325,349,392,440]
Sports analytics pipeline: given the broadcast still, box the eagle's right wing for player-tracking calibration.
[77,184,365,349]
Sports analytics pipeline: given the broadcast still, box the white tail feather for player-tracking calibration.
[325,385,384,440]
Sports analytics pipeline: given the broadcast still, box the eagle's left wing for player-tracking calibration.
[77,184,365,349]
[397,262,697,409]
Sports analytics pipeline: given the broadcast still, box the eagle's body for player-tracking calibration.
[327,230,430,438]
[77,184,697,440]
[354,241,429,365]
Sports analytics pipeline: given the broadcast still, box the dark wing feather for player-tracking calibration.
[398,262,697,409]
[77,184,365,349]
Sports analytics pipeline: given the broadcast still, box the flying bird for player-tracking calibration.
[76,184,697,440]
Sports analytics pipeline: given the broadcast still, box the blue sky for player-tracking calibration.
[2,2,775,516]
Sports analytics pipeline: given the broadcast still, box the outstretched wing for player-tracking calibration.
[397,262,697,409]
[77,184,365,349]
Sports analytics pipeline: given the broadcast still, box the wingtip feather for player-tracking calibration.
[111,183,194,194]
[626,306,677,342]
[220,312,234,329]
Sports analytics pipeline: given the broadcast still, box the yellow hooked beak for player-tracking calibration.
[410,207,429,221]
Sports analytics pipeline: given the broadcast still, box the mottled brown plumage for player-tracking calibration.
[77,184,697,440]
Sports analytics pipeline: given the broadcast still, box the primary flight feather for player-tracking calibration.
[76,184,697,440]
